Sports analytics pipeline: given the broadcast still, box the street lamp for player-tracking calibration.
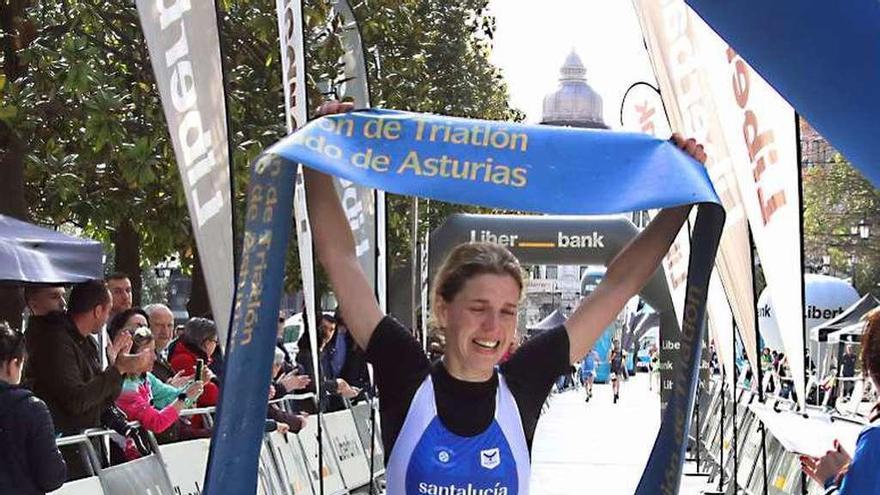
[849,219,870,239]
[858,219,870,239]
[847,220,871,291]
[850,253,858,286]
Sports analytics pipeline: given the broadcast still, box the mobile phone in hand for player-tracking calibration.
[195,359,204,383]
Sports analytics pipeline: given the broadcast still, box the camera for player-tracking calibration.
[101,405,134,437]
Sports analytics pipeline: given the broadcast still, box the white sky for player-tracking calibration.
[488,0,658,127]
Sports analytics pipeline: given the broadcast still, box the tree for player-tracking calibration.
[0,0,35,326]
[803,156,880,297]
[5,0,521,317]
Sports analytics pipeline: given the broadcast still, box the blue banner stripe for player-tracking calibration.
[268,109,720,214]
[686,0,880,187]
[204,156,296,494]
[206,109,724,494]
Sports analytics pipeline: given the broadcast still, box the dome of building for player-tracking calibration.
[541,50,607,129]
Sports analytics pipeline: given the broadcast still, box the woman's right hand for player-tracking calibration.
[316,100,354,117]
[336,378,360,399]
[185,380,205,401]
[800,440,851,485]
[279,372,311,392]
[167,370,192,389]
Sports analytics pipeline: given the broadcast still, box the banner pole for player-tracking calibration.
[212,0,240,286]
[732,315,739,490]
[411,196,419,334]
[750,231,769,495]
[718,369,725,491]
[794,113,810,495]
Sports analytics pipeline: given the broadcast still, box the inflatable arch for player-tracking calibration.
[390,213,684,403]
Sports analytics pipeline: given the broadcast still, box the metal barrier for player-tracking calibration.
[50,427,174,494]
[49,394,385,495]
[692,376,870,495]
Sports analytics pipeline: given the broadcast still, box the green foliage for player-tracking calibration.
[6,0,520,297]
[8,1,189,267]
[803,157,880,296]
[344,0,524,275]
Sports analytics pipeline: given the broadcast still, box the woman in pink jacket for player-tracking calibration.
[115,326,203,460]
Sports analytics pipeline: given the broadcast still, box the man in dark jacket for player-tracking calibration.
[25,280,151,480]
[326,311,371,394]
[0,323,67,494]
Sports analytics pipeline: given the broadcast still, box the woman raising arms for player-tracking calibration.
[304,100,706,494]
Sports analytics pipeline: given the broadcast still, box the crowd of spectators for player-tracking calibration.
[1,273,353,493]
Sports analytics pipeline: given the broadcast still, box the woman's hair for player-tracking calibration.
[430,242,524,325]
[182,317,218,349]
[107,307,149,342]
[860,308,880,421]
[0,322,25,364]
[130,326,155,355]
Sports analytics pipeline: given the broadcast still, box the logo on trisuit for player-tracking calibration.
[480,448,500,469]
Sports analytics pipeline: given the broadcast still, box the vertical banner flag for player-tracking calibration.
[707,269,736,389]
[714,35,805,408]
[633,0,765,383]
[205,156,296,494]
[685,0,880,188]
[274,0,320,407]
[333,0,381,305]
[136,0,235,342]
[621,82,690,409]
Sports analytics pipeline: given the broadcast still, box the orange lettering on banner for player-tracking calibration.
[727,48,786,225]
[637,101,656,135]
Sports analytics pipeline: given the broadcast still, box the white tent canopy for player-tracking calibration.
[827,321,866,345]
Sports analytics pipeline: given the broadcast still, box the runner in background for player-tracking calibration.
[609,342,624,404]
[580,348,599,402]
[649,345,660,392]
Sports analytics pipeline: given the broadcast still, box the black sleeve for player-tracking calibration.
[500,326,571,447]
[25,398,67,492]
[365,316,431,408]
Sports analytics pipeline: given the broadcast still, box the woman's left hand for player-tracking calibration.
[800,440,851,485]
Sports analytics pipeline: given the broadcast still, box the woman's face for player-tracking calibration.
[201,334,219,357]
[437,273,520,380]
[125,314,148,332]
[133,341,156,375]
[320,318,335,341]
[2,356,23,385]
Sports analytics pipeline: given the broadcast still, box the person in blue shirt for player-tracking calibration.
[801,309,880,494]
[580,348,599,402]
[305,100,706,494]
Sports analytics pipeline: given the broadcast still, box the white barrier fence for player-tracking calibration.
[690,376,869,495]
[50,396,385,495]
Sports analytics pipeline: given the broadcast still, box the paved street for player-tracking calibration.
[530,373,711,494]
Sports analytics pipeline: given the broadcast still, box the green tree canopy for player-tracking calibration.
[803,157,880,297]
[3,0,522,309]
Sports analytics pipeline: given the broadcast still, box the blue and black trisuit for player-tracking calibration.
[365,317,572,495]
